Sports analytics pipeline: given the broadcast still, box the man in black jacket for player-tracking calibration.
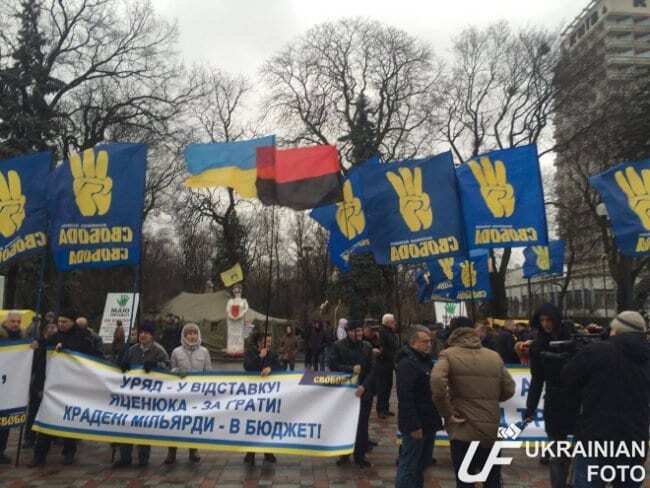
[564,311,650,488]
[495,320,519,364]
[329,321,375,467]
[30,309,103,467]
[376,313,400,418]
[243,332,283,466]
[525,303,579,488]
[395,326,442,488]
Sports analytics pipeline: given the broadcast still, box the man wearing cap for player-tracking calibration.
[114,321,170,467]
[329,320,375,467]
[564,311,650,488]
[29,309,103,467]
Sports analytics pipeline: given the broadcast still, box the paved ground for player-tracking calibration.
[0,362,647,487]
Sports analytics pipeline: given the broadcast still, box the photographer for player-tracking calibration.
[563,311,650,488]
[525,303,580,488]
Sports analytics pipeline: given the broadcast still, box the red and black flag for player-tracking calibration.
[256,145,342,210]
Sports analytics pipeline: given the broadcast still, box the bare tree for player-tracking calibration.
[436,21,560,317]
[262,18,442,165]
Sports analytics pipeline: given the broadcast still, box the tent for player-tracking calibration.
[162,291,287,324]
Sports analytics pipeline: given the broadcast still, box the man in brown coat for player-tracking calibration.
[431,316,515,488]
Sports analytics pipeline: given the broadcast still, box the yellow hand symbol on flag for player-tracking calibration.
[438,257,455,281]
[460,260,477,288]
[468,157,515,218]
[0,170,26,238]
[70,149,113,217]
[614,166,650,231]
[532,246,550,271]
[386,167,433,232]
[336,180,365,239]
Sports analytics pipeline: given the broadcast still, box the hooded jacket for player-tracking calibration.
[431,327,515,443]
[563,333,650,443]
[526,303,579,437]
[170,324,212,373]
[395,345,442,435]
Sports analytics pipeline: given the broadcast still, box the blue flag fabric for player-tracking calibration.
[0,152,51,267]
[456,144,548,250]
[590,159,650,256]
[184,135,276,174]
[523,240,565,279]
[48,144,147,271]
[310,156,380,272]
[416,250,491,302]
[362,152,467,266]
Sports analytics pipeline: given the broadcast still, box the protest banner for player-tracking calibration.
[48,144,147,271]
[34,351,360,456]
[0,340,34,428]
[456,145,549,250]
[98,293,140,344]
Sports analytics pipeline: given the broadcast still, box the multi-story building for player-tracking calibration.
[505,266,617,322]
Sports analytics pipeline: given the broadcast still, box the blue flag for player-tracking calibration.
[310,156,379,272]
[416,250,491,302]
[590,159,650,256]
[0,152,51,267]
[362,152,467,265]
[456,144,548,249]
[523,240,565,279]
[48,144,147,271]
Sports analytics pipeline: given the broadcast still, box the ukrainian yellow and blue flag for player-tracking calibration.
[183,135,276,198]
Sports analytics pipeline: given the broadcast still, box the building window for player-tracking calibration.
[584,290,593,309]
[574,290,584,309]
[634,0,647,8]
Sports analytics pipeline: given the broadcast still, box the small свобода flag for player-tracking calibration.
[220,263,244,287]
[183,136,276,199]
[256,145,342,210]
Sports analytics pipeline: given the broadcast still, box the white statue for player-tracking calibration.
[226,284,248,354]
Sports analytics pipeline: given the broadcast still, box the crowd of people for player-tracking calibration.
[0,303,648,488]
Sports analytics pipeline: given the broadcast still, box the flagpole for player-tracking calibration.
[527,277,533,321]
[263,204,276,343]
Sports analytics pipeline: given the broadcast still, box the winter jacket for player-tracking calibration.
[161,323,182,355]
[50,324,103,357]
[122,341,170,370]
[0,325,24,340]
[329,337,375,393]
[396,345,442,435]
[563,333,650,443]
[308,326,326,355]
[243,347,283,373]
[377,326,400,370]
[526,303,579,437]
[495,328,519,365]
[280,333,299,362]
[431,327,515,443]
[170,325,212,373]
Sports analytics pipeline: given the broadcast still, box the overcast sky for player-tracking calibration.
[155,0,585,77]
